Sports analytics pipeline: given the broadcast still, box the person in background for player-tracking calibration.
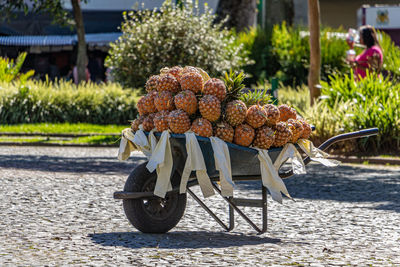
[73,58,90,84]
[347,25,383,80]
[87,52,101,83]
[48,56,60,81]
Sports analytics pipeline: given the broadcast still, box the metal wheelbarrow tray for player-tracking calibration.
[114,128,378,234]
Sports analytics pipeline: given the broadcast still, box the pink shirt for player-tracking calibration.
[355,45,383,79]
[73,66,90,84]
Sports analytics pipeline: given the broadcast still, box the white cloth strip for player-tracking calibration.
[210,137,234,197]
[297,139,341,167]
[180,132,214,198]
[147,130,174,198]
[257,149,292,204]
[274,143,306,175]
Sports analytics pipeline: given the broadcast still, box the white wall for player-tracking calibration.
[63,0,219,13]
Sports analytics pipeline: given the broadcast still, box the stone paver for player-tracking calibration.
[0,146,399,266]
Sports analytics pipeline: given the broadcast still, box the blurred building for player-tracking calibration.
[0,0,218,81]
[293,0,400,45]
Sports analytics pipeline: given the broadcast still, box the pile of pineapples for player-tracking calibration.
[131,66,312,150]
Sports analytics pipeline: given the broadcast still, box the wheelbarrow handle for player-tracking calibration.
[279,128,379,179]
[317,128,379,152]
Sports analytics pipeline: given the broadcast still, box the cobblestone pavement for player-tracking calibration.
[1,146,400,266]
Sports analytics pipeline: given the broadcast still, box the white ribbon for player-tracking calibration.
[257,149,292,203]
[132,126,153,159]
[117,128,137,161]
[274,143,306,175]
[180,132,215,198]
[146,130,173,198]
[210,137,234,197]
[297,139,340,167]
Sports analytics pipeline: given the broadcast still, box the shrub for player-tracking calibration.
[0,53,34,83]
[235,27,278,85]
[270,22,309,86]
[379,31,400,81]
[238,23,349,86]
[106,0,250,89]
[321,71,400,153]
[277,83,310,112]
[0,80,139,124]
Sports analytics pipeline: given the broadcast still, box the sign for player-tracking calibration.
[363,6,400,29]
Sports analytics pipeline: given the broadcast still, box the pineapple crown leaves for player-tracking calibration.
[239,87,272,107]
[222,69,246,100]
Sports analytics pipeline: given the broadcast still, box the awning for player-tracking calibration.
[0,32,122,47]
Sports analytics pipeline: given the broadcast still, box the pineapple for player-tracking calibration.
[253,126,275,150]
[298,118,312,139]
[157,73,180,93]
[130,116,144,132]
[214,122,234,143]
[273,122,293,147]
[245,104,267,129]
[136,92,157,116]
[174,90,197,115]
[154,110,170,132]
[180,66,200,76]
[136,96,147,116]
[264,104,280,126]
[142,113,156,132]
[287,119,304,143]
[222,70,247,126]
[278,104,297,122]
[203,78,226,101]
[199,95,221,122]
[225,100,247,127]
[191,118,213,137]
[168,109,191,134]
[154,91,175,111]
[143,90,158,114]
[145,75,159,92]
[233,123,255,147]
[166,66,182,80]
[180,71,203,93]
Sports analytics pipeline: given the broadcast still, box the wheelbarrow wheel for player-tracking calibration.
[123,163,186,233]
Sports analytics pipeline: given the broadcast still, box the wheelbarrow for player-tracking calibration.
[114,128,378,234]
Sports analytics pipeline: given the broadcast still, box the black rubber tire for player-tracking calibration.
[122,163,187,233]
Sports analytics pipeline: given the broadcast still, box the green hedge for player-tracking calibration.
[0,80,139,124]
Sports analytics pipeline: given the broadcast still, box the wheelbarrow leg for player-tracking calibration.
[187,188,231,232]
[261,185,268,233]
[228,197,235,231]
[211,182,266,234]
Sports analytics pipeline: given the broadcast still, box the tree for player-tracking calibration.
[215,0,257,32]
[70,0,86,83]
[0,0,87,84]
[264,0,294,30]
[308,0,321,105]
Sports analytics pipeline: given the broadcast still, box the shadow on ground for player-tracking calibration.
[0,154,145,175]
[236,164,400,212]
[89,231,281,249]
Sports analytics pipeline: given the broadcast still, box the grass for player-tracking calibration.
[0,123,127,134]
[0,123,127,145]
[0,135,121,146]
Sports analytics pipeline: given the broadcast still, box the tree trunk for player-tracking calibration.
[71,0,87,84]
[264,0,294,30]
[215,0,257,32]
[308,0,321,106]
